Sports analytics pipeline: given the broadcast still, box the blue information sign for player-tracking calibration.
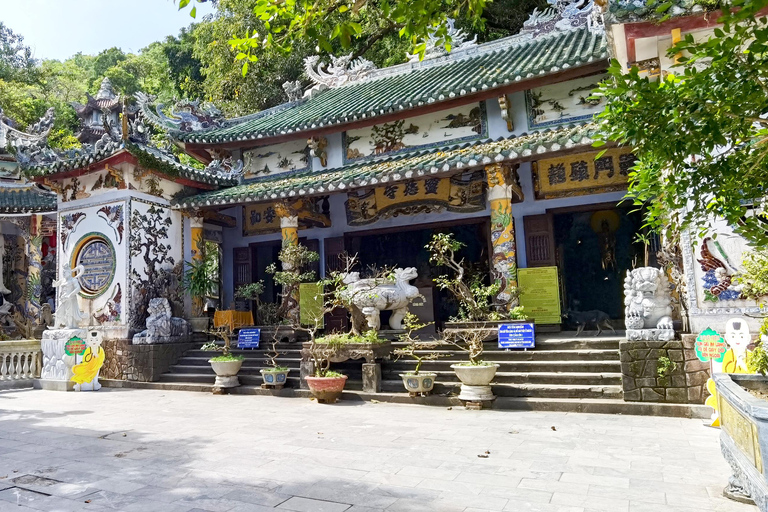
[498,323,535,349]
[237,328,261,349]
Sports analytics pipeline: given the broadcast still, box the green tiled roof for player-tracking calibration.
[22,140,238,187]
[175,123,600,209]
[0,182,57,213]
[606,0,710,22]
[171,27,607,145]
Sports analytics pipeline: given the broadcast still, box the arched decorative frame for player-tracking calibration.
[70,232,117,299]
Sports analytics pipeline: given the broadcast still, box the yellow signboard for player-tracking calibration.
[533,148,635,199]
[518,266,561,324]
[299,282,325,328]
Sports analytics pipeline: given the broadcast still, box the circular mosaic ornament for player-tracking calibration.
[71,233,116,298]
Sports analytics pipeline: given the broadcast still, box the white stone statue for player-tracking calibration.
[624,267,674,341]
[132,298,190,344]
[342,267,421,331]
[0,235,10,295]
[52,262,87,329]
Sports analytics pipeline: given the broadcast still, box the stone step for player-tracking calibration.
[381,380,623,399]
[381,370,622,385]
[158,372,303,387]
[100,380,708,419]
[383,360,621,373]
[169,364,301,374]
[173,357,303,367]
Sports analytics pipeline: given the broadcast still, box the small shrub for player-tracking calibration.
[656,356,677,377]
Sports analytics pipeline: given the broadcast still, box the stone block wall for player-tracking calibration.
[620,335,710,404]
[102,339,197,382]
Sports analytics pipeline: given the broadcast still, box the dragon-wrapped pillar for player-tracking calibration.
[25,214,43,321]
[485,164,521,309]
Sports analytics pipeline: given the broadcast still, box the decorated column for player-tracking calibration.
[485,163,520,309]
[25,214,43,320]
[190,215,204,262]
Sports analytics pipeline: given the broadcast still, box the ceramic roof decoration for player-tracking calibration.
[12,108,238,187]
[0,181,57,213]
[406,18,478,63]
[304,54,377,89]
[135,92,226,133]
[174,122,600,209]
[149,29,606,145]
[606,0,708,22]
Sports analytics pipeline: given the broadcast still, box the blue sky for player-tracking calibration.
[0,0,216,61]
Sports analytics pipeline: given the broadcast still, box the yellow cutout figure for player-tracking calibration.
[705,348,751,427]
[71,345,105,391]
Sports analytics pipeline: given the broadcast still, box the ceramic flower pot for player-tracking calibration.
[305,375,348,404]
[451,363,499,402]
[400,373,437,396]
[261,368,290,389]
[209,359,243,388]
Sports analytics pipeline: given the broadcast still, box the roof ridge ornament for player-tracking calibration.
[95,77,117,101]
[520,0,603,37]
[9,108,60,168]
[204,157,245,183]
[304,53,377,90]
[406,18,478,63]
[135,92,225,132]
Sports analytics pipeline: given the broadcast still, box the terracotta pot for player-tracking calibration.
[189,317,209,333]
[209,359,243,388]
[305,375,348,403]
[400,373,437,396]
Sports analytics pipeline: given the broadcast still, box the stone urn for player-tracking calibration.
[209,359,243,388]
[261,368,290,389]
[305,375,348,403]
[713,373,768,508]
[189,317,209,333]
[400,372,437,396]
[452,364,499,402]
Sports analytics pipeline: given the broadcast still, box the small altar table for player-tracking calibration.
[213,310,254,330]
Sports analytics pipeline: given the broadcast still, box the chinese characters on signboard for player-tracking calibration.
[533,148,636,199]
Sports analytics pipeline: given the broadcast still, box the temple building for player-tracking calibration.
[71,77,136,145]
[136,5,641,331]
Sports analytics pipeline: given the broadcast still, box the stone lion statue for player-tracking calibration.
[624,267,674,341]
[133,298,190,344]
[341,267,421,331]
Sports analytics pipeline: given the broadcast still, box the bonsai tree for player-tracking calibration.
[264,334,289,373]
[266,243,320,325]
[201,326,244,363]
[393,313,443,375]
[443,326,497,366]
[183,239,219,318]
[234,281,283,325]
[737,250,768,375]
[426,233,525,322]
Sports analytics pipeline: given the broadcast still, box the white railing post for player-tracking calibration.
[0,340,42,382]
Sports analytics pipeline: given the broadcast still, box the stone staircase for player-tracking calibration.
[154,332,623,400]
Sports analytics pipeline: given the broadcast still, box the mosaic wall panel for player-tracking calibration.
[525,74,608,130]
[243,139,310,181]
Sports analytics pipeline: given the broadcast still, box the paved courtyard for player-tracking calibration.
[0,388,757,512]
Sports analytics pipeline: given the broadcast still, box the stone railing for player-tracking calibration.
[0,340,41,385]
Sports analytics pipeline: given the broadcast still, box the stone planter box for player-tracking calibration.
[714,373,768,509]
[300,341,392,393]
[189,317,209,333]
[620,335,710,404]
[305,375,348,403]
[400,372,437,396]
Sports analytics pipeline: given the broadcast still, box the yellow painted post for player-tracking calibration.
[485,164,519,309]
[276,202,301,322]
[190,215,204,262]
[671,28,682,64]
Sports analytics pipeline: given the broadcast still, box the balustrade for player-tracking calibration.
[0,340,41,382]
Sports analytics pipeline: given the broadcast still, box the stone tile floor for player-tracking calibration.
[0,388,757,512]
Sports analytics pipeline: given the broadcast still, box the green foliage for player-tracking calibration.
[656,356,677,377]
[235,282,266,301]
[596,0,768,246]
[315,329,385,345]
[209,353,245,362]
[748,343,768,375]
[183,237,219,316]
[735,250,768,301]
[266,243,319,322]
[319,370,345,378]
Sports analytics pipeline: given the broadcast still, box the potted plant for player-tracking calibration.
[393,313,442,396]
[260,333,291,389]
[183,241,218,333]
[444,325,500,402]
[201,326,244,390]
[427,233,526,332]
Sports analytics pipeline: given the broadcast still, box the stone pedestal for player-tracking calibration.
[458,384,495,402]
[300,360,315,389]
[362,363,381,393]
[37,328,86,391]
[626,328,675,341]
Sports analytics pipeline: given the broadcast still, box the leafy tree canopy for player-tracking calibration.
[596,0,768,247]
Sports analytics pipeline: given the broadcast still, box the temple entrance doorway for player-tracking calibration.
[552,205,644,327]
[343,218,492,330]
